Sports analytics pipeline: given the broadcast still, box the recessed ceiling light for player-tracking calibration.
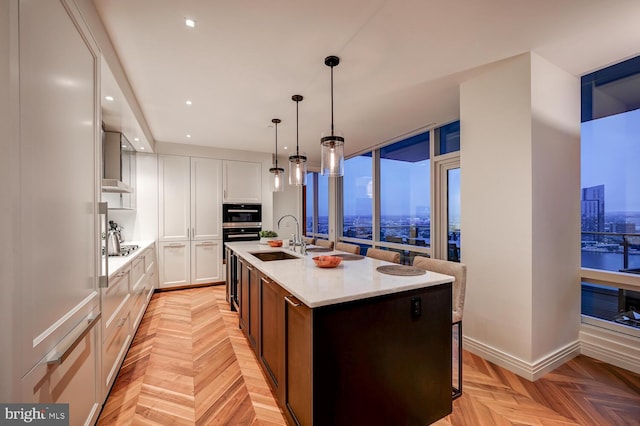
[133,137,139,142]
[284,146,288,150]
[105,96,114,101]
[122,144,126,148]
[186,134,191,138]
[185,18,195,28]
[140,147,145,150]
[186,100,192,105]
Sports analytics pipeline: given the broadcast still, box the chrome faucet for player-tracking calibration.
[277,214,304,253]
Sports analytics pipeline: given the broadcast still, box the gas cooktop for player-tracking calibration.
[107,244,140,257]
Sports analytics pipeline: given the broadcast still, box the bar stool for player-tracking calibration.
[365,248,401,264]
[315,239,334,249]
[412,256,467,400]
[335,242,361,255]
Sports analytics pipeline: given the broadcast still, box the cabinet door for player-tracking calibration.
[239,259,249,331]
[284,295,313,426]
[223,160,262,203]
[190,240,223,284]
[260,276,284,399]
[191,157,222,240]
[248,268,260,349]
[158,155,190,241]
[18,0,101,377]
[21,308,102,426]
[158,241,190,288]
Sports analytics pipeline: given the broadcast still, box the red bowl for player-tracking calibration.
[267,240,283,247]
[312,255,342,268]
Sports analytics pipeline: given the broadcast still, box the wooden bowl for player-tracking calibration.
[267,240,283,247]
[312,255,342,268]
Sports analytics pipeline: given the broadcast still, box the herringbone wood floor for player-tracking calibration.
[99,286,640,425]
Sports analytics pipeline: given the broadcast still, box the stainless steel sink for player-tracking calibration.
[249,251,300,262]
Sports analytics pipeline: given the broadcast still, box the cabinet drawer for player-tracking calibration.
[144,246,156,274]
[21,310,100,426]
[131,274,152,332]
[103,267,130,334]
[131,255,145,288]
[102,312,131,393]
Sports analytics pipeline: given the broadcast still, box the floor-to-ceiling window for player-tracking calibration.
[343,154,373,240]
[305,171,329,239]
[581,55,640,333]
[379,133,431,264]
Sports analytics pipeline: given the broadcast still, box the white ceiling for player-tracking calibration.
[93,0,640,167]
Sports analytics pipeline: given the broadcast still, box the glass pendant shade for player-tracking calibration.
[289,153,307,185]
[320,131,344,176]
[270,166,285,192]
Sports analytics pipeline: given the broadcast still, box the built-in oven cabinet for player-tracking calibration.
[223,160,262,204]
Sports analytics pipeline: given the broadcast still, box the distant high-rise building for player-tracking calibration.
[614,222,636,233]
[581,185,605,239]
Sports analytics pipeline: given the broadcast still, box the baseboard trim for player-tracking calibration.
[463,337,580,381]
[580,323,640,374]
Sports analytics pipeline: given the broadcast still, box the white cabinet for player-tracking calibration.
[223,160,262,203]
[158,155,191,241]
[159,155,222,242]
[191,240,223,284]
[101,265,132,395]
[192,156,223,240]
[158,241,191,288]
[158,156,223,288]
[13,0,101,421]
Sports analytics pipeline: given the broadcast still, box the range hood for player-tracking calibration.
[102,131,134,193]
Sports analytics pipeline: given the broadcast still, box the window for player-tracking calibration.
[581,55,640,331]
[435,120,460,155]
[305,172,314,235]
[305,171,329,237]
[379,132,431,258]
[343,154,373,240]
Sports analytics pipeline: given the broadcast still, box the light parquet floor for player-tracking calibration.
[99,286,640,425]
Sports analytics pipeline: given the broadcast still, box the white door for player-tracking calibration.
[191,240,223,284]
[191,157,222,240]
[159,155,190,241]
[223,160,262,203]
[158,241,191,288]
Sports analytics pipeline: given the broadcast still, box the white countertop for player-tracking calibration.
[108,240,155,278]
[226,241,454,308]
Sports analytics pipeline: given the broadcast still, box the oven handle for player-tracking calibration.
[227,233,259,239]
[226,209,259,213]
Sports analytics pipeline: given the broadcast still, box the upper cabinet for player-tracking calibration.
[223,160,262,204]
[158,155,222,242]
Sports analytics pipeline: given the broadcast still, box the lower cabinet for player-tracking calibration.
[21,307,102,426]
[159,240,222,288]
[238,257,260,349]
[283,294,312,426]
[259,274,285,400]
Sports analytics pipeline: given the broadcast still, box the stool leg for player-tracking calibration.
[452,321,462,400]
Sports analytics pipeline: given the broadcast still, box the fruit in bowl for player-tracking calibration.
[267,240,283,247]
[312,255,342,268]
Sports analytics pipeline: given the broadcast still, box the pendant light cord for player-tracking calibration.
[296,100,300,156]
[330,65,335,136]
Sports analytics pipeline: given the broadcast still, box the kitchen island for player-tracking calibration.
[225,241,454,425]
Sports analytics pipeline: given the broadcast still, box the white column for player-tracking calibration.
[460,52,581,379]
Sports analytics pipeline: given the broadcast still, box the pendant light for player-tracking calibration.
[269,118,285,192]
[321,55,344,176]
[289,94,307,186]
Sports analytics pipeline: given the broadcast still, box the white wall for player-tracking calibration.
[460,53,581,378]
